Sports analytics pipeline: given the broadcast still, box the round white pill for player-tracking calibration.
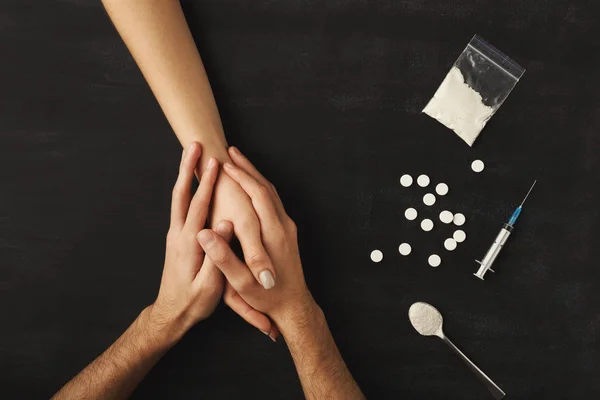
[435,183,449,196]
[453,229,467,243]
[417,174,430,187]
[428,254,442,267]
[421,218,434,232]
[398,243,412,256]
[444,238,457,251]
[471,160,485,173]
[405,207,418,221]
[439,210,454,224]
[370,250,383,263]
[453,213,466,226]
[423,193,436,206]
[400,174,413,187]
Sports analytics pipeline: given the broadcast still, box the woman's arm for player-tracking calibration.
[101,0,228,165]
[101,0,278,338]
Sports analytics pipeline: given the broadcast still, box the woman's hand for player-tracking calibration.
[198,147,317,328]
[207,166,281,340]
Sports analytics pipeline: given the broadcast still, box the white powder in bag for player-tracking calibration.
[423,67,494,146]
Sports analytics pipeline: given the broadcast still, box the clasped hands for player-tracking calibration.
[148,143,315,345]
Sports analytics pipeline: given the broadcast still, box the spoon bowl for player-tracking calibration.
[408,302,445,338]
[408,302,505,399]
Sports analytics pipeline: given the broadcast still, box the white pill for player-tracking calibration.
[400,174,413,187]
[453,229,467,243]
[423,193,436,206]
[405,207,418,221]
[421,218,434,232]
[370,250,383,263]
[435,183,449,196]
[453,213,466,226]
[417,174,430,187]
[428,254,442,267]
[398,243,412,256]
[444,238,457,251]
[439,210,454,224]
[471,160,485,173]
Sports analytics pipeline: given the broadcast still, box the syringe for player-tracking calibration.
[474,180,537,280]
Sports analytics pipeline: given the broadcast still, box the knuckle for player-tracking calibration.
[185,230,199,243]
[256,183,269,194]
[203,284,220,299]
[171,183,181,198]
[245,250,269,269]
[239,216,259,234]
[268,182,278,194]
[239,277,255,293]
[213,245,230,265]
[269,224,287,247]
[256,184,271,200]
[285,217,297,233]
[165,230,177,244]
[223,289,234,304]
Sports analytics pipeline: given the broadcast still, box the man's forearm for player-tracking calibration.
[53,306,175,400]
[279,302,365,400]
[102,0,229,166]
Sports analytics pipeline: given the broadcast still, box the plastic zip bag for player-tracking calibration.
[423,35,525,146]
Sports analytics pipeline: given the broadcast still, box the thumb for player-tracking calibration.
[194,221,233,284]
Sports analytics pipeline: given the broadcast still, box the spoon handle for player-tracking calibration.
[442,336,505,399]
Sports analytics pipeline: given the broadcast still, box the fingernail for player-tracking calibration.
[260,330,269,336]
[207,157,216,169]
[216,221,232,237]
[197,230,215,247]
[223,162,235,170]
[269,334,277,343]
[230,146,241,156]
[259,270,275,290]
[182,148,186,158]
[185,144,196,160]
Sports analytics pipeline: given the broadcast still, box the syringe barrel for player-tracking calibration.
[474,224,513,279]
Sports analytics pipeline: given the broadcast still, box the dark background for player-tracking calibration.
[1,0,599,399]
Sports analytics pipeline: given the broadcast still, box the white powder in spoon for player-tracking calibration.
[423,67,494,146]
[409,302,443,336]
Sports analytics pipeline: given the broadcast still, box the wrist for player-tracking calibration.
[140,305,185,350]
[196,141,230,172]
[276,296,324,341]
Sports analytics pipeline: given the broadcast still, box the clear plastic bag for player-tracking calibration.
[423,35,525,146]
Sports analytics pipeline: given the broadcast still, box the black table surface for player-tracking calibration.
[1,1,599,399]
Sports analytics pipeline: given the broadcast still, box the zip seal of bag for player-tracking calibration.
[423,35,526,146]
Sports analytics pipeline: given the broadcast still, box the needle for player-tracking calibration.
[519,180,537,207]
[474,180,537,280]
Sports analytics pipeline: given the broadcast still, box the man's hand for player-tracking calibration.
[54,142,226,400]
[150,142,226,342]
[198,147,365,400]
[198,146,316,328]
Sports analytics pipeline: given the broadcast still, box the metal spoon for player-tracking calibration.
[408,302,505,399]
